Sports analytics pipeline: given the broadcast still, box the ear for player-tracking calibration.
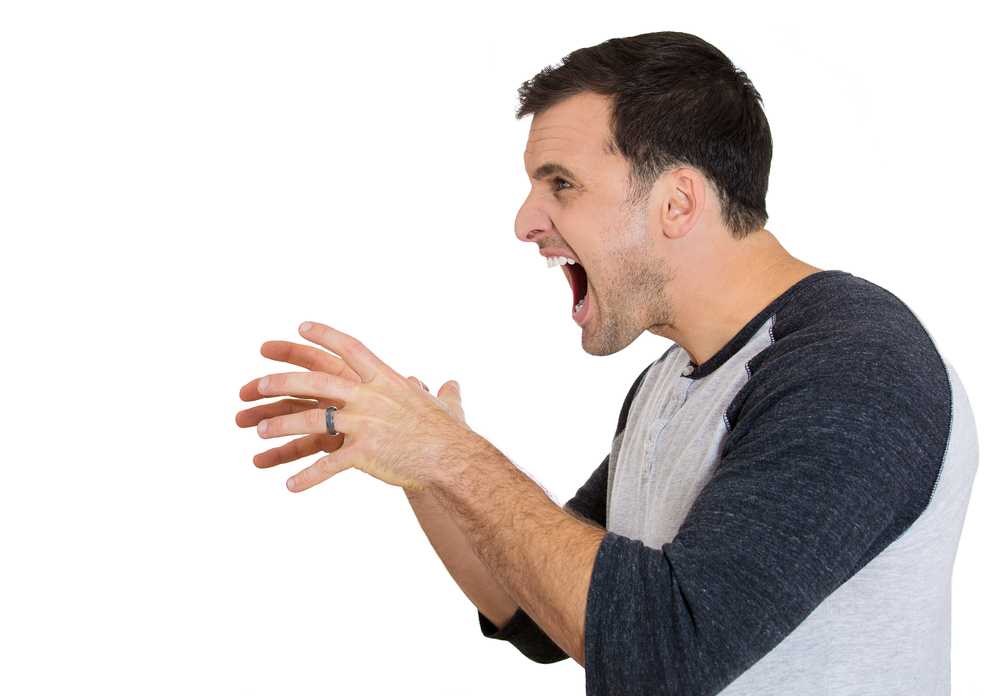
[655,168,706,240]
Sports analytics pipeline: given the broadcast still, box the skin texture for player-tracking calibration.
[236,90,822,667]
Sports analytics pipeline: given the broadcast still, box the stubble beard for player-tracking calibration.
[581,196,674,357]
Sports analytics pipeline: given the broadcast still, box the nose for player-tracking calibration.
[514,190,552,243]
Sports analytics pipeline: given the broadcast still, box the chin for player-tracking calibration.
[581,324,640,357]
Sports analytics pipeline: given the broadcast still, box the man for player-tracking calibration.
[237,32,977,695]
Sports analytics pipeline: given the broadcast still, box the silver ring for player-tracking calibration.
[326,406,339,437]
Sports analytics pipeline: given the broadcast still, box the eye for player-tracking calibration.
[553,178,573,192]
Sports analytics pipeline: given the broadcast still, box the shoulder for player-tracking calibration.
[768,271,931,345]
[739,272,951,415]
[720,272,955,567]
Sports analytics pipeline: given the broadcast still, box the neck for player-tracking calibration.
[649,229,821,365]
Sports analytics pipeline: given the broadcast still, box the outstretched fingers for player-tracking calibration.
[236,398,318,428]
[238,377,269,403]
[287,452,354,492]
[240,374,348,403]
[253,434,333,469]
[258,404,325,439]
[260,340,362,383]
[298,322,386,384]
[256,369,354,405]
[257,402,360,442]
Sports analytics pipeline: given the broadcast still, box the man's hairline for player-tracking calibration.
[520,92,651,186]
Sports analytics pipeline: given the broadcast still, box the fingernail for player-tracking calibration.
[452,380,461,394]
[300,322,312,332]
[258,420,268,435]
[286,478,296,491]
[259,376,270,391]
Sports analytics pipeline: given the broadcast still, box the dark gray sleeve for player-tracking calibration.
[581,293,953,695]
[478,607,570,664]
[565,455,609,528]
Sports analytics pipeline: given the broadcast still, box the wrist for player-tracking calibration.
[424,430,507,504]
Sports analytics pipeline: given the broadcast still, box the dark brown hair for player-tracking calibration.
[518,32,771,238]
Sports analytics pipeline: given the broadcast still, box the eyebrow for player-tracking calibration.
[530,163,577,182]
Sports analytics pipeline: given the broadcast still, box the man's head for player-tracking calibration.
[516,92,677,356]
[517,31,771,239]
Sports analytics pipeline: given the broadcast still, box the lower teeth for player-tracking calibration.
[575,297,586,313]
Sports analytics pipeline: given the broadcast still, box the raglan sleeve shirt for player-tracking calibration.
[481,272,977,696]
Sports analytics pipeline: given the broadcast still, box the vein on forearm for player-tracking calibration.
[427,439,605,665]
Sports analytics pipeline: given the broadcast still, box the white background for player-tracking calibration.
[1,1,996,694]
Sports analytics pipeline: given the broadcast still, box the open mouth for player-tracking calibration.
[546,255,589,319]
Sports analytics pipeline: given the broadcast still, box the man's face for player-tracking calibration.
[515,92,671,356]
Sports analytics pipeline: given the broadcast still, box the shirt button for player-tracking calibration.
[644,439,651,453]
[682,366,694,377]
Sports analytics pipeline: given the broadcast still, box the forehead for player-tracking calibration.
[524,92,617,169]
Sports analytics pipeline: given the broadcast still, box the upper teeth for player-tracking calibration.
[546,256,576,268]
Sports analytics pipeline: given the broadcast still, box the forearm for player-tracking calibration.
[404,488,519,628]
[427,440,606,665]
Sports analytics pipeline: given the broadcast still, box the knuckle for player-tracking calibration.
[304,347,321,371]
[317,456,335,476]
[343,336,365,356]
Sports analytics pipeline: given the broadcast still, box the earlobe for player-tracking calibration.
[657,169,706,240]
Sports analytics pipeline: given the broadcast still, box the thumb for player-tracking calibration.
[437,380,466,422]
